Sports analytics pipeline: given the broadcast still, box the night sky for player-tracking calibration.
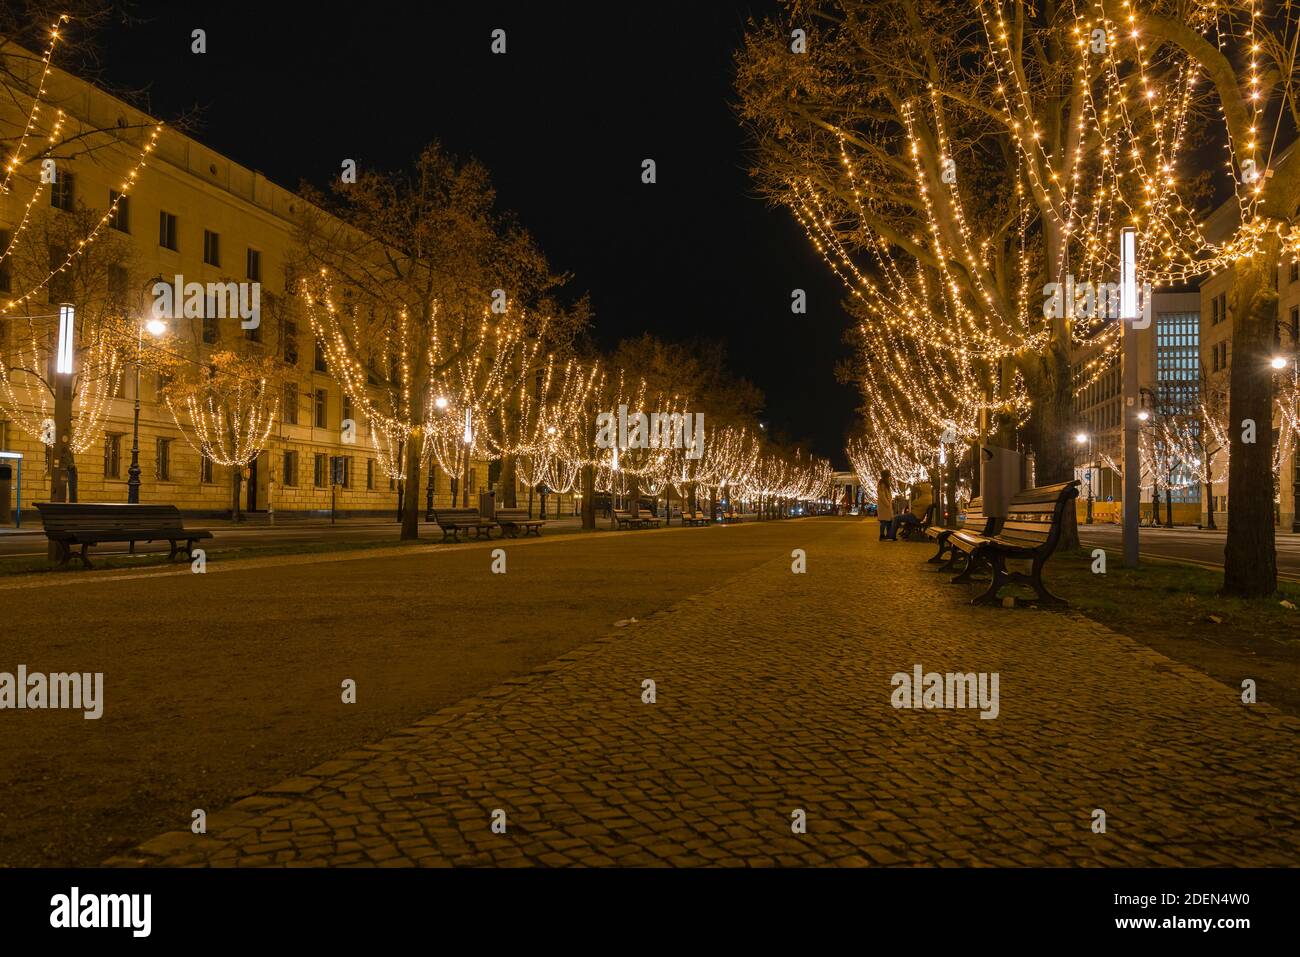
[94,1,856,466]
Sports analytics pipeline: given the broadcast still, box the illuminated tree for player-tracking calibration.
[162,351,280,521]
[294,142,567,539]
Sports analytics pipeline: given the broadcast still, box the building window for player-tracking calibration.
[247,248,261,282]
[155,437,172,481]
[283,383,299,425]
[342,395,353,426]
[108,265,129,308]
[109,191,129,233]
[159,211,178,251]
[283,450,298,487]
[203,229,220,267]
[200,454,214,484]
[314,453,327,488]
[314,389,328,428]
[1290,306,1299,344]
[367,458,375,490]
[103,432,122,479]
[314,340,328,373]
[50,169,74,211]
[284,320,298,365]
[335,456,351,488]
[1290,260,1299,284]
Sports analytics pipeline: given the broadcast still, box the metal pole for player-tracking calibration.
[1085,436,1094,524]
[1121,228,1140,568]
[127,324,143,503]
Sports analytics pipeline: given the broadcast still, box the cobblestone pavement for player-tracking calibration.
[112,519,1300,867]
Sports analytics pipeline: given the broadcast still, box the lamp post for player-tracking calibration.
[1120,226,1140,568]
[461,407,473,508]
[427,395,449,519]
[126,312,168,504]
[1076,431,1094,524]
[51,303,76,505]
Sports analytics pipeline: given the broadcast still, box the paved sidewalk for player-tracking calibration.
[112,520,1300,866]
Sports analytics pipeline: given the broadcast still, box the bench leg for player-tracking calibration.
[949,553,975,584]
[926,541,948,564]
[77,543,93,569]
[167,541,179,562]
[971,553,1010,606]
[1028,555,1067,605]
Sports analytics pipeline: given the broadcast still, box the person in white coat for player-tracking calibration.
[875,471,894,540]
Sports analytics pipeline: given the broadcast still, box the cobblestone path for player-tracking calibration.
[112,519,1300,866]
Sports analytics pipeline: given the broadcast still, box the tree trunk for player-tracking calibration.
[1223,232,1279,596]
[580,464,596,530]
[400,429,421,540]
[501,453,517,508]
[1205,473,1216,530]
[230,466,245,522]
[1022,340,1080,550]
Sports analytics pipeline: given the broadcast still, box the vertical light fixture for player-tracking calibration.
[1119,228,1138,321]
[56,303,75,373]
[462,407,472,445]
[1120,227,1140,568]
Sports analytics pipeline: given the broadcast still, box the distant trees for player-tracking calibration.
[294,142,571,539]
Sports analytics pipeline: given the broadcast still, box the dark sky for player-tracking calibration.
[95,1,857,467]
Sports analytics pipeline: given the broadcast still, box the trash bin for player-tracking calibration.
[0,464,11,524]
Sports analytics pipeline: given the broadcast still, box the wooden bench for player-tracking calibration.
[947,481,1079,606]
[494,507,544,538]
[926,497,998,567]
[896,502,936,541]
[36,502,212,568]
[683,509,711,527]
[614,508,661,529]
[431,507,497,543]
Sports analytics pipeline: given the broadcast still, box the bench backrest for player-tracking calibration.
[495,508,535,522]
[998,481,1080,550]
[431,508,485,524]
[36,502,185,532]
[960,497,999,535]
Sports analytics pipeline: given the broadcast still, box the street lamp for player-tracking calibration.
[1075,431,1094,524]
[127,301,168,504]
[1120,225,1140,568]
[51,303,76,506]
[1271,355,1288,370]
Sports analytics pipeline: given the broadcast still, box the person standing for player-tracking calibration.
[876,471,894,540]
